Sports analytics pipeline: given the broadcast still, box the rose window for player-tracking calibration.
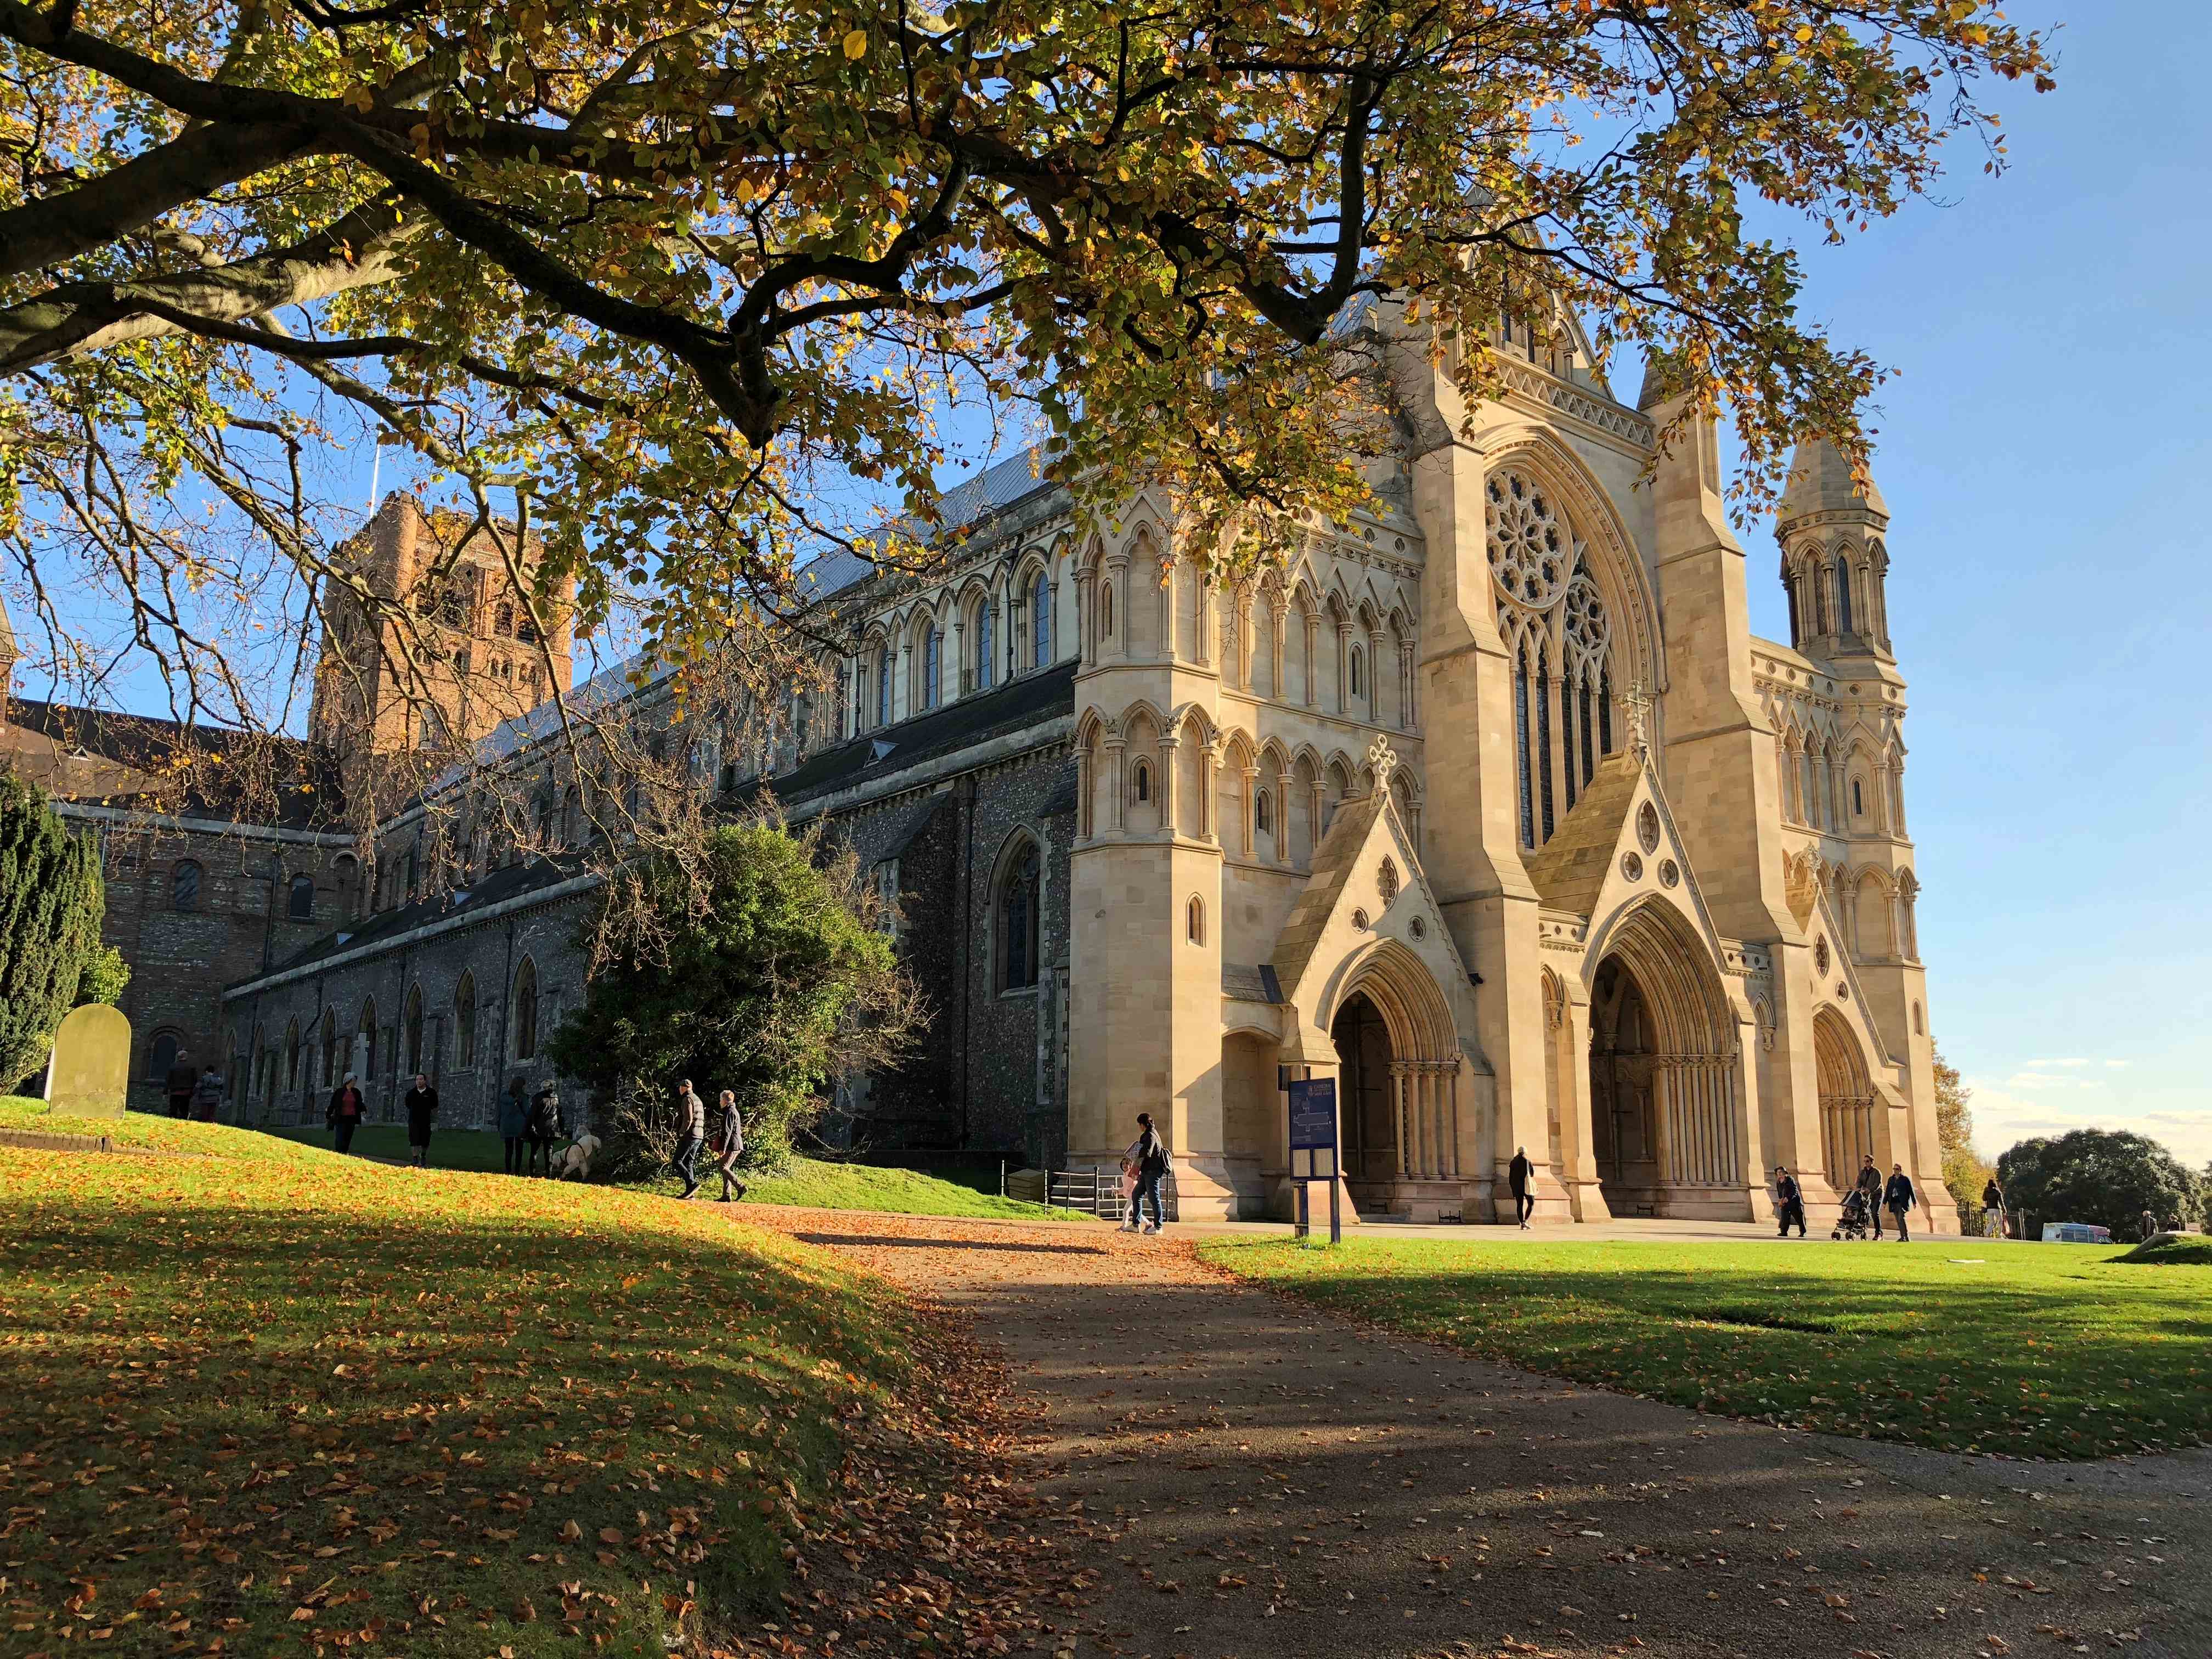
[1485,472,1568,607]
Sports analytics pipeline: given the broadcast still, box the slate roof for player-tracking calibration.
[762,662,1076,810]
[3,697,341,828]
[253,852,586,981]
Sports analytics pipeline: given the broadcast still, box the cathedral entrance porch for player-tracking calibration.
[1325,949,1470,1223]
[1579,901,1756,1222]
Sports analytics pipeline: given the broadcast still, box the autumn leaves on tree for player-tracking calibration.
[0,0,2049,741]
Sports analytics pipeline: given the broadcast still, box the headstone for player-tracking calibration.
[48,1004,131,1119]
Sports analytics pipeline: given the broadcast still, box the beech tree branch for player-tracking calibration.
[0,195,424,371]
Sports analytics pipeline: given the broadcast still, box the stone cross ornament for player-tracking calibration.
[1365,735,1398,792]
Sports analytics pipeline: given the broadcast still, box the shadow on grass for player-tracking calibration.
[0,1155,914,1656]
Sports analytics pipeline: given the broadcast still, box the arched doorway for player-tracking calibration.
[1814,1008,1879,1188]
[1583,901,1745,1217]
[1587,957,1660,1213]
[1333,992,1396,1190]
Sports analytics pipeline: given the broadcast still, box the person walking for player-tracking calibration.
[190,1064,224,1124]
[165,1048,198,1119]
[1508,1146,1535,1229]
[1981,1176,2006,1239]
[1774,1165,1807,1238]
[1854,1154,1886,1239]
[527,1084,563,1177]
[404,1073,439,1166]
[672,1078,707,1200]
[498,1077,530,1175]
[326,1073,365,1154]
[710,1088,747,1202]
[1882,1162,1921,1243]
[1121,1112,1170,1234]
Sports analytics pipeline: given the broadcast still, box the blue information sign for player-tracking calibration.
[1287,1077,1338,1150]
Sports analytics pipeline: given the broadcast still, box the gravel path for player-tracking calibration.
[740,1207,2209,1659]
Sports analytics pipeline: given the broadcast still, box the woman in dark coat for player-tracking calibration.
[498,1078,530,1174]
[326,1074,365,1154]
[403,1073,438,1166]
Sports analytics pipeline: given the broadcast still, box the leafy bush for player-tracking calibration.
[549,817,919,1176]
[1997,1128,2206,1243]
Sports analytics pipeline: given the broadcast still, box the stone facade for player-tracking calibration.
[3,302,1952,1229]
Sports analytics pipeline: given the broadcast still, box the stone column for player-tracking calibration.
[1302,611,1320,707]
[1158,732,1180,837]
[1105,736,1127,833]
[1239,765,1259,859]
[1273,770,1295,864]
[1391,1063,1411,1178]
[1334,619,1353,713]
[1237,591,1257,692]
[1368,627,1387,724]
[1198,742,1218,842]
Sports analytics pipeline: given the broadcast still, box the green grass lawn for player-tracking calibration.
[267,1120,515,1171]
[0,1134,915,1656]
[1200,1234,2212,1460]
[2,1096,329,1164]
[631,1156,1096,1222]
[8,1099,1086,1222]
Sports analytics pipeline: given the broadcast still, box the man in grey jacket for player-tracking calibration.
[673,1078,707,1200]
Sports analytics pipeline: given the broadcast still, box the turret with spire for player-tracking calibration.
[1774,440,1891,660]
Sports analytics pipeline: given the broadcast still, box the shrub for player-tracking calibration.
[0,772,106,1091]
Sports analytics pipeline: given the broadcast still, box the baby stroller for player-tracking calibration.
[1832,1186,1874,1241]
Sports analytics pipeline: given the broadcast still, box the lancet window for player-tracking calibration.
[1487,469,1620,851]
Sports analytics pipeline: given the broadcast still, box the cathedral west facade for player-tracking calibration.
[4,302,1952,1231]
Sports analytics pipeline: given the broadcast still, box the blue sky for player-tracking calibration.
[1723,3,2212,1165]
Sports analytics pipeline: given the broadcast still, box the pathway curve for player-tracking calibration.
[742,1208,2207,1659]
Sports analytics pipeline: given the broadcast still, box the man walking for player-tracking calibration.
[1882,1162,1921,1243]
[164,1048,198,1119]
[1855,1154,1886,1239]
[499,1077,530,1175]
[404,1072,439,1166]
[1981,1176,2006,1239]
[190,1063,225,1124]
[1121,1112,1170,1234]
[1508,1146,1535,1229]
[527,1083,563,1176]
[1774,1165,1807,1238]
[673,1078,707,1200]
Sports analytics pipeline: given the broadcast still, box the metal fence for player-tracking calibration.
[1003,1163,1180,1222]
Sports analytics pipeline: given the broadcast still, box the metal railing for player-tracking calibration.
[1003,1163,1179,1222]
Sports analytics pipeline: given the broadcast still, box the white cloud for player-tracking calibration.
[1966,1074,2212,1166]
[2024,1057,2093,1068]
[2104,1060,2130,1070]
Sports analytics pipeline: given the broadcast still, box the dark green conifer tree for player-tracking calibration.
[0,772,107,1092]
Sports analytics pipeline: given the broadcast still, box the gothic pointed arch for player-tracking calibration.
[990,828,1044,992]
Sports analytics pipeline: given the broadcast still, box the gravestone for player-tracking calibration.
[48,1004,131,1119]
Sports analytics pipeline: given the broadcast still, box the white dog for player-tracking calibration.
[558,1133,601,1181]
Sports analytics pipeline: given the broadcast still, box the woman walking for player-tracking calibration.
[404,1072,438,1166]
[711,1089,748,1202]
[498,1077,529,1175]
[1120,1112,1170,1235]
[326,1073,365,1154]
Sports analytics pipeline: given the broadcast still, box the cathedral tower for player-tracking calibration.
[308,495,578,786]
[1774,442,1938,1196]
